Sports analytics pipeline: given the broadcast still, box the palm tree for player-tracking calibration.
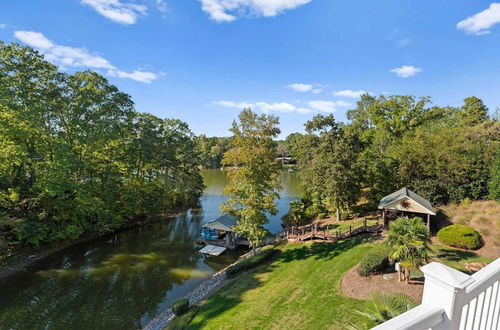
[386,216,433,282]
[347,291,417,329]
[282,200,306,229]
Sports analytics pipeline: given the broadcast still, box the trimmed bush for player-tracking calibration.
[226,248,279,278]
[171,298,190,316]
[166,306,200,330]
[357,247,390,277]
[437,224,483,250]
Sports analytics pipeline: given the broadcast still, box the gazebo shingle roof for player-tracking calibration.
[378,187,436,215]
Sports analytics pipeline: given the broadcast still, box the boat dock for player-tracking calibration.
[199,245,227,256]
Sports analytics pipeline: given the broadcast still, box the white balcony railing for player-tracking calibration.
[372,258,500,330]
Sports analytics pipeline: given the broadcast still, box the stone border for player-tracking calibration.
[143,248,260,330]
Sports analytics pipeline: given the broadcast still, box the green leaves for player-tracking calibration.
[0,42,204,246]
[221,109,281,248]
[386,217,433,270]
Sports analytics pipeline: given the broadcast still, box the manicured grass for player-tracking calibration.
[432,244,493,273]
[187,236,376,330]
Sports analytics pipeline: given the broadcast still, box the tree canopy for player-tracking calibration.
[0,42,204,246]
[221,109,282,250]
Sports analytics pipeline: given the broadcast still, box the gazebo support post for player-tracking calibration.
[426,213,430,231]
[382,209,386,227]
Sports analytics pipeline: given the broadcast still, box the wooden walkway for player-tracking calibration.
[266,218,382,245]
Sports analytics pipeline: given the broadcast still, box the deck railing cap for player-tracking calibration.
[421,262,474,289]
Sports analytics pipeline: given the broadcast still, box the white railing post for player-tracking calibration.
[420,262,475,329]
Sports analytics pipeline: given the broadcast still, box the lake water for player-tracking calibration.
[0,169,302,330]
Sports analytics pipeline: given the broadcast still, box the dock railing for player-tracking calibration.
[373,258,500,330]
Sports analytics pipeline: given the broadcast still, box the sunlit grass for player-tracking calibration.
[188,236,376,329]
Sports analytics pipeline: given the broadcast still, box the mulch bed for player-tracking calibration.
[341,265,424,303]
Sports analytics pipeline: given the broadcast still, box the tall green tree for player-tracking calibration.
[488,147,500,201]
[0,42,204,247]
[282,200,307,228]
[221,109,281,252]
[459,96,489,126]
[300,115,362,220]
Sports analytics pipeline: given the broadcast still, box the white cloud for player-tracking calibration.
[289,83,323,94]
[108,69,160,84]
[157,0,168,13]
[215,100,298,113]
[215,98,349,114]
[81,0,148,25]
[14,30,159,83]
[199,0,312,22]
[216,100,316,114]
[308,100,351,113]
[389,65,422,78]
[457,3,500,35]
[333,89,367,98]
[289,83,313,92]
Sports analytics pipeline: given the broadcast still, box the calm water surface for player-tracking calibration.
[0,169,302,330]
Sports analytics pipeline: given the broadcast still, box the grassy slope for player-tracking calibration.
[433,244,494,273]
[188,236,376,330]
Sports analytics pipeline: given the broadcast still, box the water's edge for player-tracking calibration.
[0,213,181,281]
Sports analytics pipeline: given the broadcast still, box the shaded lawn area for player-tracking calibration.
[432,244,494,274]
[187,235,377,330]
[327,219,379,234]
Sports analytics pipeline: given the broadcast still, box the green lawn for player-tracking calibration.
[327,219,379,235]
[187,236,377,330]
[432,244,493,273]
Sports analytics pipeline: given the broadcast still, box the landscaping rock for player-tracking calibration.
[465,262,487,273]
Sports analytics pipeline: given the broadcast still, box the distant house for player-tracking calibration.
[378,187,436,229]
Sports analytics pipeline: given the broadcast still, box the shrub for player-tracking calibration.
[437,224,483,250]
[305,203,327,219]
[357,247,390,277]
[317,213,327,219]
[171,298,190,316]
[226,248,279,278]
[166,305,200,330]
[340,211,349,220]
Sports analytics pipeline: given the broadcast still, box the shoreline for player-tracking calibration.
[143,247,262,330]
[0,211,185,281]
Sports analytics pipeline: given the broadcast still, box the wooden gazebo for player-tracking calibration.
[378,187,436,229]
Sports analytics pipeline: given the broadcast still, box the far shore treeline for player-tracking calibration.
[1,41,499,260]
[0,43,204,253]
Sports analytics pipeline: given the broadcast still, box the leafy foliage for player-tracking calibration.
[196,135,232,168]
[489,148,500,201]
[0,42,204,247]
[221,109,282,249]
[166,306,200,330]
[357,246,390,277]
[282,200,308,228]
[292,114,363,220]
[225,248,279,278]
[437,224,483,250]
[171,298,190,316]
[386,217,432,272]
[348,292,417,329]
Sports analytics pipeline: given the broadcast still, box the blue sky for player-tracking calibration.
[1,1,500,138]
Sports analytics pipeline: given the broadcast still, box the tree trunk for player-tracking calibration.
[336,200,340,221]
